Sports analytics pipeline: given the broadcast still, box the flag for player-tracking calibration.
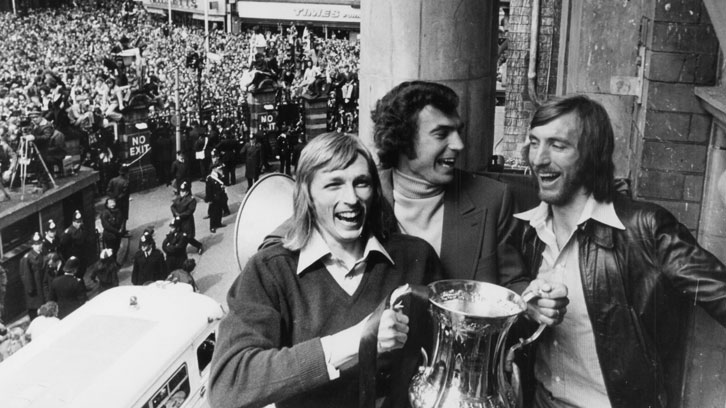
[302,26,311,50]
[207,52,223,64]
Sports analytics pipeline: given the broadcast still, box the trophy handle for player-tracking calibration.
[418,347,428,368]
[496,322,546,408]
[505,322,546,372]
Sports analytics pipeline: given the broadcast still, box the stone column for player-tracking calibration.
[359,0,499,172]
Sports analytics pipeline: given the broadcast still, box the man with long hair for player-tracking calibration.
[210,133,443,408]
[515,95,726,408]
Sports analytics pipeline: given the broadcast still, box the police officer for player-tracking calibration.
[88,248,119,293]
[162,217,188,272]
[170,150,190,195]
[60,210,90,280]
[138,227,156,250]
[41,219,60,256]
[216,131,238,185]
[276,127,291,176]
[131,235,167,285]
[20,233,45,319]
[205,166,227,233]
[49,256,87,319]
[106,164,130,234]
[171,181,203,254]
[101,197,124,260]
[42,252,63,301]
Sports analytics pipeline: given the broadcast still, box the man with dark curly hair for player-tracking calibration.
[372,81,528,292]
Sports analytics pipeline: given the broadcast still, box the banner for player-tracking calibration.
[237,1,360,24]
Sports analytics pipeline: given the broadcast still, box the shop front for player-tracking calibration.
[234,1,360,39]
[142,0,227,30]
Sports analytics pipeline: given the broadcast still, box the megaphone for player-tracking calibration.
[233,173,295,272]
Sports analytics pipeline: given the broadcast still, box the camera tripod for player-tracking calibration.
[9,137,57,200]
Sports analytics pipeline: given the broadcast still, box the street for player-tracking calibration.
[94,166,260,306]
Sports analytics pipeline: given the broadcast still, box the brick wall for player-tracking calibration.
[634,0,718,233]
[638,1,726,406]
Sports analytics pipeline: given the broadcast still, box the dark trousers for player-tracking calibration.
[198,157,210,180]
[187,236,202,250]
[209,202,223,229]
[246,177,257,189]
[103,234,121,258]
[222,162,236,185]
[279,155,291,175]
[116,198,129,229]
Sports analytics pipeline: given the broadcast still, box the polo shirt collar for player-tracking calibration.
[296,230,394,275]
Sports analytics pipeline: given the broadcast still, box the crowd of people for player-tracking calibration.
[0,0,360,195]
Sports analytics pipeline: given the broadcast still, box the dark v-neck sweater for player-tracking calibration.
[209,233,443,408]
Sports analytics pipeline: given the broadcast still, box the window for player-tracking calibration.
[196,332,216,373]
[142,364,191,408]
[1,213,38,256]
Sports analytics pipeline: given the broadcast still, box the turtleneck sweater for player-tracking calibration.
[392,169,445,255]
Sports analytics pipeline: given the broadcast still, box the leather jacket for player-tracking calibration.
[516,194,726,408]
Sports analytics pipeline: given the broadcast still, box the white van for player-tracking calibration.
[0,283,225,408]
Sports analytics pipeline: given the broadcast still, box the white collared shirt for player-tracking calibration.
[297,230,394,296]
[515,196,625,408]
[299,230,395,380]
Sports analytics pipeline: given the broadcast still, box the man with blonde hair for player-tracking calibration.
[211,132,444,408]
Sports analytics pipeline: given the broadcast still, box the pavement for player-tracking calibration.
[91,165,260,306]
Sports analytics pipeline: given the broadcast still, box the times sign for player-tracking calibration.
[147,0,198,10]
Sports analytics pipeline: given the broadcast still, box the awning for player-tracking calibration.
[145,7,166,15]
[192,14,226,22]
[237,1,360,25]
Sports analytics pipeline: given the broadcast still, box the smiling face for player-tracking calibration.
[397,105,464,187]
[528,112,587,207]
[310,154,373,254]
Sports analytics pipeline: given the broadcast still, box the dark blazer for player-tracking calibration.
[20,249,45,310]
[162,231,188,272]
[106,175,129,202]
[240,142,261,180]
[170,159,191,191]
[171,194,198,238]
[49,274,87,318]
[131,248,168,285]
[379,168,528,292]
